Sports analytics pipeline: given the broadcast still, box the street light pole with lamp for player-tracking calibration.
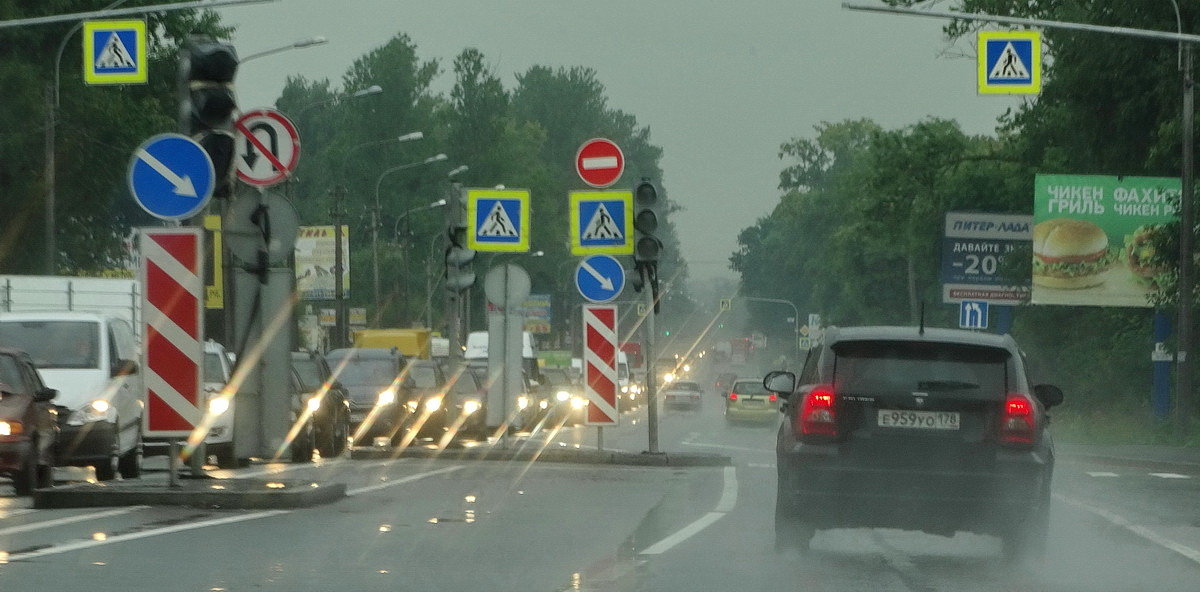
[370,152,447,325]
[392,198,447,326]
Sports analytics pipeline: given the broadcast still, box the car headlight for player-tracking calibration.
[517,396,530,410]
[463,399,481,415]
[683,364,691,373]
[570,397,586,410]
[406,400,419,412]
[538,399,549,410]
[663,373,675,384]
[621,385,629,393]
[556,390,570,402]
[208,397,231,416]
[377,388,397,406]
[0,421,22,436]
[306,396,322,413]
[424,397,442,412]
[67,399,116,426]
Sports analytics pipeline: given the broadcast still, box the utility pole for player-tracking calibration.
[43,84,55,274]
[644,282,659,453]
[331,187,349,348]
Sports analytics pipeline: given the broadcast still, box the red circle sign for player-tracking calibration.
[234,109,301,187]
[575,138,624,188]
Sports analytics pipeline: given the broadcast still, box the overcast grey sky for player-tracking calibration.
[225,0,1020,281]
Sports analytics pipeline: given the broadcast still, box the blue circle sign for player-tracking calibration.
[127,133,216,221]
[575,254,626,303]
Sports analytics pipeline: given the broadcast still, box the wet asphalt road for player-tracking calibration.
[0,364,1198,590]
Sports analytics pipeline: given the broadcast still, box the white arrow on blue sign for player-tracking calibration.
[575,254,625,304]
[959,300,989,329]
[127,133,215,221]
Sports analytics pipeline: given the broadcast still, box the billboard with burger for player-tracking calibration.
[1032,175,1179,307]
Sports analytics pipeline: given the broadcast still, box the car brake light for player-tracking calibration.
[797,384,837,437]
[768,394,777,402]
[728,393,738,401]
[999,393,1036,444]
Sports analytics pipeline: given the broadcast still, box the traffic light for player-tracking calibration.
[179,36,238,197]
[632,178,663,312]
[445,226,476,293]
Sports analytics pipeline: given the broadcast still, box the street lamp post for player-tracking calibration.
[239,36,327,63]
[393,198,447,326]
[371,152,447,325]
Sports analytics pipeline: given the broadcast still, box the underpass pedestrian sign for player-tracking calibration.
[83,20,147,85]
[570,191,633,255]
[978,30,1040,94]
[467,189,530,252]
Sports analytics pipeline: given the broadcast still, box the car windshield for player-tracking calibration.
[0,320,100,369]
[0,355,23,393]
[293,358,326,392]
[203,352,226,385]
[541,369,573,386]
[833,341,1010,400]
[673,381,701,392]
[406,363,438,389]
[732,381,769,396]
[330,358,397,387]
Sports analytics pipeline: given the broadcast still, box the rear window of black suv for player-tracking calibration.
[832,340,1012,401]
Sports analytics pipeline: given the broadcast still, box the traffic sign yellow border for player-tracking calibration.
[570,190,633,256]
[83,19,148,85]
[977,30,1041,95]
[466,189,531,252]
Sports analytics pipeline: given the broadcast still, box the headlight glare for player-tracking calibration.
[424,397,442,412]
[570,397,586,410]
[0,421,20,436]
[555,390,570,402]
[306,396,322,413]
[208,397,230,416]
[377,388,397,406]
[517,396,529,410]
[463,399,481,415]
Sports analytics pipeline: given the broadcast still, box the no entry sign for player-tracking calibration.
[584,304,619,425]
[575,138,624,188]
[140,228,204,437]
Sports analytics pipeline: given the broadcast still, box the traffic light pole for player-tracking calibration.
[644,274,660,454]
[445,184,463,364]
[331,187,349,349]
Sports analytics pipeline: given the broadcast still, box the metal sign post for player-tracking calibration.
[644,285,659,454]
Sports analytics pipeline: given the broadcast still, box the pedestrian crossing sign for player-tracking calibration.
[467,189,530,252]
[978,30,1040,95]
[83,20,147,85]
[569,191,633,255]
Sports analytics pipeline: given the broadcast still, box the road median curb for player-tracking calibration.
[350,446,731,467]
[32,478,346,510]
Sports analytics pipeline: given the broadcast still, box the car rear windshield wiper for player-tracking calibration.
[916,380,980,391]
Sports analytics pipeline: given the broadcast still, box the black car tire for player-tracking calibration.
[211,443,240,469]
[118,435,143,479]
[11,445,37,496]
[1002,480,1051,564]
[291,424,315,463]
[774,471,814,553]
[35,461,54,490]
[93,452,119,481]
[317,410,349,458]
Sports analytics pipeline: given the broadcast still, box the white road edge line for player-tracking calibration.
[0,509,39,520]
[1149,473,1192,479]
[1086,471,1120,478]
[1053,492,1200,566]
[640,466,737,555]
[0,506,149,536]
[223,457,351,479]
[7,510,291,561]
[346,465,463,496]
[680,440,772,454]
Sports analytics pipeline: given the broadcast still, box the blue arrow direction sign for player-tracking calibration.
[959,300,989,329]
[575,254,626,303]
[127,134,215,221]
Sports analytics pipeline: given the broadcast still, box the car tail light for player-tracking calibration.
[999,393,1036,445]
[728,393,738,401]
[796,384,837,437]
[768,394,777,403]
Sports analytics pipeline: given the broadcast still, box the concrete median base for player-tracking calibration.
[32,478,346,510]
[349,446,731,467]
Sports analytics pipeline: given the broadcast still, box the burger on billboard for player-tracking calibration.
[1032,175,1179,307]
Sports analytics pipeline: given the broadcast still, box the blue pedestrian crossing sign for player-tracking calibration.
[978,30,1040,94]
[959,300,989,330]
[83,20,147,85]
[575,254,626,303]
[127,134,215,221]
[570,191,633,255]
[467,189,530,252]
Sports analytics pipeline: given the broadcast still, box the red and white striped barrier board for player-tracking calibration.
[584,304,619,425]
[139,228,204,437]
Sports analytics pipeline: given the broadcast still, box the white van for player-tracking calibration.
[0,311,144,480]
[201,340,238,468]
[465,331,540,378]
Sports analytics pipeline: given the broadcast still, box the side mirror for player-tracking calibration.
[763,371,796,397]
[112,359,139,377]
[1034,384,1064,408]
[34,387,58,402]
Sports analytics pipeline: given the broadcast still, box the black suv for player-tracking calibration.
[290,352,351,462]
[765,326,1062,562]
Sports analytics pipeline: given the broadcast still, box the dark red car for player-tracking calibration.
[0,347,58,495]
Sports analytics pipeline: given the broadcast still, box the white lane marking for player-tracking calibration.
[7,510,289,561]
[581,156,618,170]
[1087,471,1120,478]
[223,457,354,479]
[346,465,463,496]
[1149,473,1192,479]
[0,506,149,536]
[680,440,771,454]
[640,466,737,555]
[747,462,776,469]
[1054,492,1200,566]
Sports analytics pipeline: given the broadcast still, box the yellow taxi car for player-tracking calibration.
[724,378,780,424]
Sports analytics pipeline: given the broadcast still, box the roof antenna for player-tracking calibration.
[919,301,926,336]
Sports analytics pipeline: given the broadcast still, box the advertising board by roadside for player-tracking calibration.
[940,212,1032,305]
[295,226,350,301]
[1032,175,1179,307]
